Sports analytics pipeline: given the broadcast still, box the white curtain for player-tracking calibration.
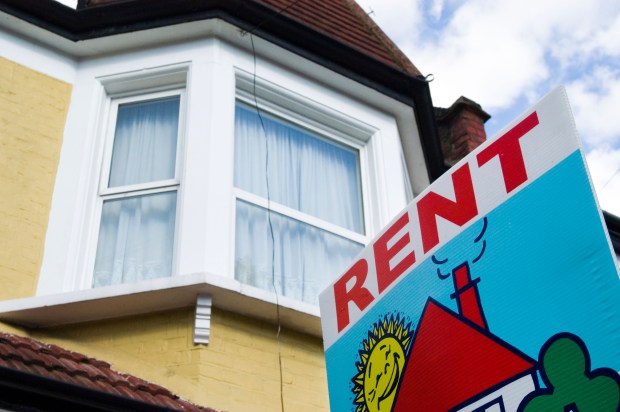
[234,104,364,304]
[108,97,179,186]
[93,97,179,287]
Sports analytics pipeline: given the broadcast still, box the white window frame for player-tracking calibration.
[231,72,384,301]
[80,71,188,290]
[233,96,370,245]
[99,89,185,197]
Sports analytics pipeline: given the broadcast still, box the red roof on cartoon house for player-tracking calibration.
[393,299,536,412]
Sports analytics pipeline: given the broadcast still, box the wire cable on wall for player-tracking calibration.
[239,3,310,409]
[247,31,285,412]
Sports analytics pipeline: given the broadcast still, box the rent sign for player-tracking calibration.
[319,87,620,412]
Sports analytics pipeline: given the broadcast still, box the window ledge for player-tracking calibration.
[0,273,322,337]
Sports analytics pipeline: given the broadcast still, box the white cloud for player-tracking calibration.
[363,0,620,107]
[429,0,444,20]
[355,0,423,44]
[359,0,620,215]
[589,13,620,57]
[567,66,620,148]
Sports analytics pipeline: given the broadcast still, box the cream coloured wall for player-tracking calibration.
[200,309,329,411]
[0,57,71,300]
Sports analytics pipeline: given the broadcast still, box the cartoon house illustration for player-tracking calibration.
[394,262,538,412]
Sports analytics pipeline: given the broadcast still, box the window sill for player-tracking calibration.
[0,273,322,337]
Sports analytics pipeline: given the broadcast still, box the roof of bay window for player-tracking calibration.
[249,0,421,75]
[77,0,422,76]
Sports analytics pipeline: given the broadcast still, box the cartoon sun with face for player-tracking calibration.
[352,314,413,412]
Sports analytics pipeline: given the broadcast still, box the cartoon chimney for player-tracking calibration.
[450,261,489,330]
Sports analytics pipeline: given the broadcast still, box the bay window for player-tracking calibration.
[92,90,184,287]
[233,102,366,304]
[30,44,418,333]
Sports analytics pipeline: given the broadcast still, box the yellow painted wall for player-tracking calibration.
[201,309,329,411]
[0,57,71,300]
[1,308,329,412]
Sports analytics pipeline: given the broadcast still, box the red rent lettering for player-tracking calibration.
[334,259,374,332]
[373,212,416,294]
[477,111,539,193]
[417,164,478,253]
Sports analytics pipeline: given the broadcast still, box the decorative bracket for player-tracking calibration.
[193,294,212,345]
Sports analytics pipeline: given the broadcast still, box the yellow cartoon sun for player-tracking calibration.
[352,314,413,412]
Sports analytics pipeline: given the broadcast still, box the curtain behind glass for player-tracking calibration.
[93,96,180,287]
[94,192,177,287]
[234,104,365,303]
[235,200,363,305]
[234,104,364,233]
[109,97,179,187]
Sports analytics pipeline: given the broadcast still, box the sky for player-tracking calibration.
[354,0,620,217]
[53,0,619,216]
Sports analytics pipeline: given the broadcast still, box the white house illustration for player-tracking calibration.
[393,262,538,412]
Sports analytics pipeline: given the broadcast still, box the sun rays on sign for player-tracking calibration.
[352,314,413,412]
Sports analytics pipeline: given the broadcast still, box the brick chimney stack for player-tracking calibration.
[436,96,491,167]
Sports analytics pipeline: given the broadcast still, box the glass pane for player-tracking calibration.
[109,96,180,187]
[234,104,364,234]
[93,191,177,287]
[235,200,363,305]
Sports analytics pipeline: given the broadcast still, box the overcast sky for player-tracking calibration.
[355,0,620,217]
[53,0,619,216]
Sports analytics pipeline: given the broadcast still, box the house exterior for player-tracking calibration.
[0,0,618,410]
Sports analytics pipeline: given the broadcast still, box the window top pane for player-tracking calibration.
[234,103,364,234]
[109,96,180,188]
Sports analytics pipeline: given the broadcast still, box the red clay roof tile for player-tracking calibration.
[83,0,421,76]
[256,0,421,75]
[0,333,215,412]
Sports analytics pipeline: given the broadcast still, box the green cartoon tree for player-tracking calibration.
[519,333,620,412]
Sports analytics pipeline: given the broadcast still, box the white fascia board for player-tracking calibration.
[0,273,322,336]
[0,10,222,59]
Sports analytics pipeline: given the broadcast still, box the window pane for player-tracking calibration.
[109,96,180,187]
[234,104,364,234]
[235,200,363,305]
[93,191,177,287]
